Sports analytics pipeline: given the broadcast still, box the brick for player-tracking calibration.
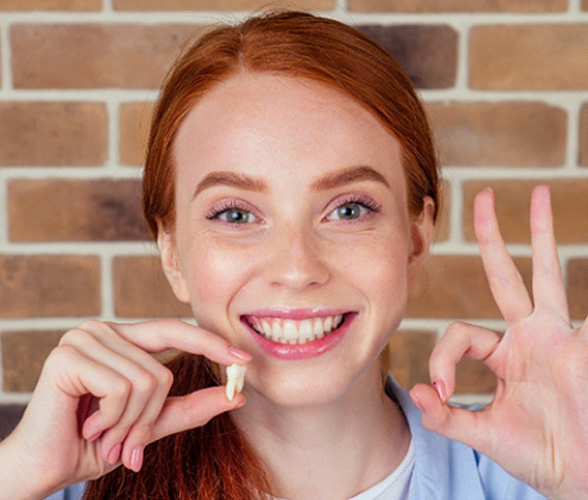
[427,102,566,167]
[463,180,588,245]
[432,181,450,243]
[120,102,155,166]
[0,0,100,10]
[454,357,497,394]
[580,103,588,167]
[349,0,566,12]
[115,0,334,10]
[357,25,457,89]
[568,259,588,322]
[584,0,588,10]
[9,179,150,242]
[470,25,588,90]
[0,256,100,318]
[0,102,107,166]
[12,24,204,89]
[1,330,63,393]
[407,255,532,319]
[388,329,436,389]
[113,256,192,318]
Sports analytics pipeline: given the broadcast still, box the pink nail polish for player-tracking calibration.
[106,443,122,465]
[432,379,447,403]
[130,446,144,472]
[228,345,252,361]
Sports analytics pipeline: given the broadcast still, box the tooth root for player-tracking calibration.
[226,378,236,401]
[236,377,245,393]
[226,363,247,401]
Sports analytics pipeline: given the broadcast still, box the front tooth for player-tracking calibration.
[313,318,323,336]
[299,319,313,342]
[324,316,333,332]
[283,320,298,344]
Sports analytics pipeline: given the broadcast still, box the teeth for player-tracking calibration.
[226,363,247,401]
[248,314,345,345]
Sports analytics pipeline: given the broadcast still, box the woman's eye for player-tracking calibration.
[327,202,370,221]
[218,208,258,224]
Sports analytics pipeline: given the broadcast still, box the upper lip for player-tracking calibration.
[241,307,352,320]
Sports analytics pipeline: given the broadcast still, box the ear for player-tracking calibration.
[156,220,190,303]
[407,196,435,290]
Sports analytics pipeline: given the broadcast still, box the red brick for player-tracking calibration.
[434,181,450,243]
[12,24,204,89]
[113,256,192,318]
[349,0,566,12]
[120,102,155,166]
[388,329,436,389]
[427,102,566,167]
[9,179,150,242]
[463,180,588,245]
[1,330,63,393]
[0,0,100,9]
[114,0,334,10]
[357,25,457,89]
[568,259,588,322]
[0,102,106,166]
[0,256,100,318]
[407,255,532,319]
[470,25,588,90]
[580,103,588,167]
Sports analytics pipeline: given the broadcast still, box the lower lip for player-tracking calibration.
[243,314,355,360]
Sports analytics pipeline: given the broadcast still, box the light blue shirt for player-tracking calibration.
[46,377,547,500]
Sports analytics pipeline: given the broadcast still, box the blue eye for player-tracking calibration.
[326,196,380,221]
[218,208,257,224]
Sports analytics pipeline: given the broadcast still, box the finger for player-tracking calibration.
[111,319,251,366]
[410,383,490,454]
[150,386,245,444]
[530,185,569,322]
[474,188,533,323]
[429,322,501,402]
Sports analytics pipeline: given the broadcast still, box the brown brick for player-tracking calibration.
[463,180,588,245]
[454,357,497,394]
[427,102,566,167]
[584,0,588,10]
[9,179,149,242]
[568,259,588,322]
[0,0,100,10]
[12,24,204,89]
[1,330,63,393]
[0,102,106,167]
[115,0,334,10]
[357,25,457,89]
[349,0,566,12]
[433,181,450,243]
[470,25,588,90]
[580,103,588,167]
[0,256,100,318]
[113,256,192,318]
[120,102,155,166]
[388,329,436,389]
[407,255,532,319]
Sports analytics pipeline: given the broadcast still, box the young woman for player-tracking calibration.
[2,11,587,500]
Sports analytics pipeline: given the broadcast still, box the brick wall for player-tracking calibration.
[1,1,587,428]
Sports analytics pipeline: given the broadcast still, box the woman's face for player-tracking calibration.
[160,72,433,407]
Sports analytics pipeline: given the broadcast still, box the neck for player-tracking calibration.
[232,366,411,500]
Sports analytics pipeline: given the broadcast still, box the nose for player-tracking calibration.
[262,224,330,291]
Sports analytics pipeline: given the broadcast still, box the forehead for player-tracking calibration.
[173,72,406,193]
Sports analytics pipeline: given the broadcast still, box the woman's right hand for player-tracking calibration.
[1,319,250,499]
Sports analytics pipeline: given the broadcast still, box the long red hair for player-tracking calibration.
[84,10,440,499]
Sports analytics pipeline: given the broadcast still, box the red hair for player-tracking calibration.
[85,10,440,499]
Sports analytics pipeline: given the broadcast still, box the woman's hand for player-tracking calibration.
[410,186,588,500]
[1,319,249,499]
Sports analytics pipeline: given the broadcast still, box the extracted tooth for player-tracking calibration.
[225,363,247,401]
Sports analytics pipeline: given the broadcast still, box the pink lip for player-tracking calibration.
[241,311,356,361]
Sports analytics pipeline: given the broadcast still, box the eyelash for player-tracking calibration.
[205,199,258,222]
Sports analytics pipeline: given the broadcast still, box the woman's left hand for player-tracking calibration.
[410,185,588,500]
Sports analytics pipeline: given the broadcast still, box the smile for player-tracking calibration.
[244,314,346,345]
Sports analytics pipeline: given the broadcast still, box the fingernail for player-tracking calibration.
[130,446,144,472]
[106,443,122,465]
[228,345,252,361]
[411,392,425,412]
[432,379,447,403]
[87,431,102,442]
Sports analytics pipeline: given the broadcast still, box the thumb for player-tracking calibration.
[410,383,489,453]
[151,386,245,443]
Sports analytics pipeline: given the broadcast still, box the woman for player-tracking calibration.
[2,10,587,500]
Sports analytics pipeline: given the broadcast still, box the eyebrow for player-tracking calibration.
[192,171,268,199]
[311,166,390,191]
[192,165,390,200]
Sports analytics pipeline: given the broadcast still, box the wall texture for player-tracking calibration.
[0,0,587,427]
